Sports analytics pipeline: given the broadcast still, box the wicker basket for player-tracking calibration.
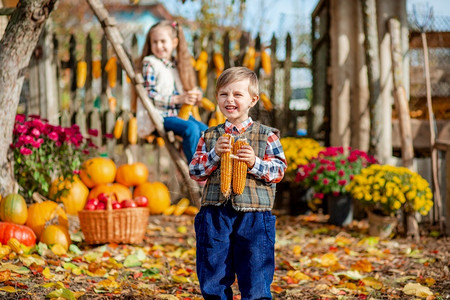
[78,200,149,244]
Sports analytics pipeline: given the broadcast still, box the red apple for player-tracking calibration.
[133,196,148,208]
[97,193,109,203]
[112,202,122,210]
[121,199,137,208]
[84,203,96,211]
[96,202,106,210]
[86,198,99,207]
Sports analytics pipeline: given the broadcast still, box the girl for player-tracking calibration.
[138,20,208,162]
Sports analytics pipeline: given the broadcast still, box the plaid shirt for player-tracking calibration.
[142,55,181,117]
[189,118,287,184]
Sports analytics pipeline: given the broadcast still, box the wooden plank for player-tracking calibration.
[269,34,278,129]
[392,119,450,149]
[205,33,215,101]
[410,31,450,49]
[283,33,293,136]
[223,31,231,69]
[85,33,93,111]
[446,147,450,235]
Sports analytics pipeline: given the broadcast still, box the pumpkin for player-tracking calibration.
[26,201,68,238]
[0,222,36,247]
[88,183,132,202]
[0,193,28,225]
[133,182,171,214]
[79,157,116,188]
[115,162,149,187]
[40,224,71,251]
[49,176,89,216]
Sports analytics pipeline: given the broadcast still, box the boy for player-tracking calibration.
[189,67,287,299]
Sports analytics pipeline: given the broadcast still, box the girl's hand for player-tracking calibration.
[187,88,202,105]
[236,145,256,168]
[215,135,232,156]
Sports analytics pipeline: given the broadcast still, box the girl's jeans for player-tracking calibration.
[194,201,276,300]
[163,116,208,162]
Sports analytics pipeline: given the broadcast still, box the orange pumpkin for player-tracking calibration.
[115,162,149,187]
[80,157,116,188]
[133,182,171,214]
[26,201,68,239]
[0,222,36,247]
[49,176,89,216]
[40,224,71,251]
[0,193,28,225]
[88,183,132,202]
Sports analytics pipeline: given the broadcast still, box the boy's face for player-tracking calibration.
[217,79,259,125]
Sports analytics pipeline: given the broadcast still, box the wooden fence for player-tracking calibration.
[21,23,309,198]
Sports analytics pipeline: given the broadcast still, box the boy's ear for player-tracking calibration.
[250,94,259,107]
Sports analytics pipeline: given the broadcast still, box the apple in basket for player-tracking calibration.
[121,199,137,209]
[84,198,99,210]
[96,202,106,210]
[112,201,122,210]
[133,196,148,208]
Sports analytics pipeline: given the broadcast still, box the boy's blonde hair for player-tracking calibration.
[216,67,259,97]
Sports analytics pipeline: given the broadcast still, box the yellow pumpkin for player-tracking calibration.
[133,182,171,215]
[26,201,68,238]
[49,176,89,216]
[40,224,71,251]
[115,162,149,187]
[0,193,28,225]
[88,183,132,202]
[79,157,116,188]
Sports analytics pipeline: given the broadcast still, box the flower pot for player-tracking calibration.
[367,210,397,239]
[326,194,353,226]
[289,185,310,216]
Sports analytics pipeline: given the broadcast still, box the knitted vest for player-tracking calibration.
[202,122,279,211]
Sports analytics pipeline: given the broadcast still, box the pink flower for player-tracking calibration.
[88,129,98,137]
[338,170,345,177]
[15,124,27,133]
[48,132,59,141]
[31,128,40,137]
[31,138,43,148]
[73,170,80,174]
[15,114,26,123]
[19,135,33,144]
[326,164,336,171]
[323,178,329,185]
[313,175,319,181]
[104,133,113,139]
[338,179,347,186]
[20,147,32,155]
[314,193,324,199]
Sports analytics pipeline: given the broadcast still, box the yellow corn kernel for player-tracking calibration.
[178,104,192,120]
[113,117,124,139]
[7,238,23,254]
[232,139,248,195]
[260,92,273,111]
[173,198,190,216]
[201,97,216,112]
[105,57,117,88]
[92,60,101,79]
[261,50,272,75]
[220,134,234,198]
[76,61,87,88]
[128,117,138,145]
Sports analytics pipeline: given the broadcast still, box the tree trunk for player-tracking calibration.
[0,0,57,196]
[360,0,383,160]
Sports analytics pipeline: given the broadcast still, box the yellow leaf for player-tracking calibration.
[361,277,383,290]
[424,277,436,287]
[289,270,311,281]
[19,254,46,267]
[335,236,352,246]
[172,275,190,283]
[42,267,55,279]
[402,283,433,297]
[51,244,67,256]
[351,259,373,273]
[0,270,11,282]
[320,253,338,267]
[292,245,302,255]
[177,226,187,234]
[0,286,16,292]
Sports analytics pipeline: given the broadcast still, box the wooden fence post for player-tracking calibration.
[283,33,293,136]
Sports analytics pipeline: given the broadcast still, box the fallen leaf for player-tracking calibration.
[320,253,338,267]
[0,286,16,293]
[351,259,373,273]
[403,282,433,297]
[42,267,55,279]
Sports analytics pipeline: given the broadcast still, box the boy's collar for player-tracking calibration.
[224,118,253,134]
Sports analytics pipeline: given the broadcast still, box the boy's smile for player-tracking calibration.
[217,79,259,125]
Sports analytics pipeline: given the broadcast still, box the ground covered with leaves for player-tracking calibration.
[0,214,449,300]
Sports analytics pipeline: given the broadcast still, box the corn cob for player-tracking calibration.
[192,105,202,121]
[76,61,87,88]
[178,104,192,120]
[156,137,165,147]
[208,116,218,127]
[260,92,273,111]
[213,53,225,77]
[261,50,272,75]
[184,206,199,215]
[220,134,234,198]
[113,117,124,139]
[105,57,117,88]
[128,117,138,145]
[216,109,226,124]
[242,47,256,70]
[108,97,117,112]
[173,198,190,216]
[163,205,176,216]
[201,97,216,112]
[7,238,23,254]
[92,60,102,79]
[232,139,248,195]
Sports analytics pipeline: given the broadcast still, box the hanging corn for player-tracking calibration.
[261,49,272,75]
[213,53,225,77]
[232,139,248,195]
[128,117,138,145]
[76,61,87,88]
[195,51,208,91]
[113,117,124,139]
[105,57,117,88]
[173,198,190,216]
[260,92,273,111]
[208,116,218,127]
[156,137,165,147]
[220,134,234,198]
[92,60,101,79]
[192,105,202,121]
[201,97,216,112]
[108,97,117,112]
[178,104,193,120]
[216,108,226,124]
[242,47,256,70]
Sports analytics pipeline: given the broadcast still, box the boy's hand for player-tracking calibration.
[215,135,232,156]
[236,145,256,168]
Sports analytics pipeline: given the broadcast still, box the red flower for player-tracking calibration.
[20,147,32,155]
[338,170,345,177]
[48,132,59,141]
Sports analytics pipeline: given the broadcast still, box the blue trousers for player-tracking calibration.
[194,201,276,299]
[163,116,208,162]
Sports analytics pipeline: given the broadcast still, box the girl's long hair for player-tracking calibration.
[140,20,196,91]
